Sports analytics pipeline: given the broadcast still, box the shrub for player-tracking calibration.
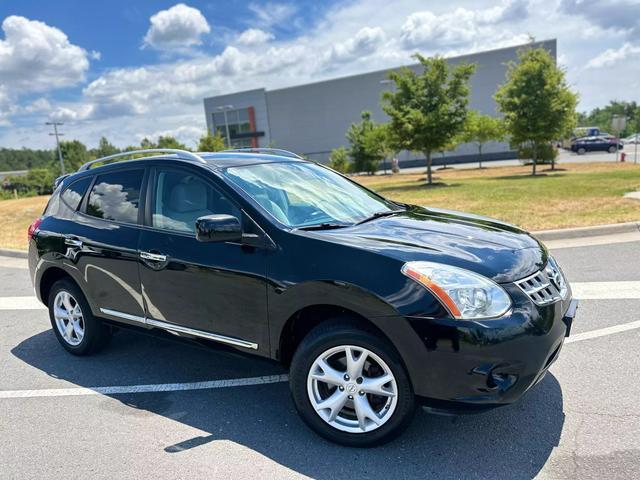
[2,168,56,196]
[328,147,351,173]
[518,143,558,165]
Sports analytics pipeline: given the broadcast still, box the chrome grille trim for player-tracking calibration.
[515,260,567,306]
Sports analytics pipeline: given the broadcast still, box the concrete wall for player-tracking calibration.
[203,40,557,164]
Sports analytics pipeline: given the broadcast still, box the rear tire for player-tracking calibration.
[289,320,415,447]
[48,279,111,355]
[577,147,586,155]
[608,145,616,153]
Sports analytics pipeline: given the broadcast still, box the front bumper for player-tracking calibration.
[402,286,578,413]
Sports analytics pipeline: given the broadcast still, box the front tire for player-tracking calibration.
[290,321,415,447]
[608,145,617,153]
[577,147,586,155]
[48,279,111,355]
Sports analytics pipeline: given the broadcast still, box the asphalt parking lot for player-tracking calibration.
[1,237,639,479]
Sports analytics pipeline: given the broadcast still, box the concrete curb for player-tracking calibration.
[0,248,28,259]
[533,221,640,241]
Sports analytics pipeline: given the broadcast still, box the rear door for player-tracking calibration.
[137,165,269,353]
[73,167,147,323]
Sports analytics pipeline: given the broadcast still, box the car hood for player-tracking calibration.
[302,206,547,283]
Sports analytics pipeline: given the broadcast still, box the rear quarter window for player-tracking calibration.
[61,177,92,211]
[86,169,144,224]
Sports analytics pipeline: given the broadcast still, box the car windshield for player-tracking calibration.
[223,161,397,228]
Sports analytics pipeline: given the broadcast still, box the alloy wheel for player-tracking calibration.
[53,291,85,346]
[306,345,398,433]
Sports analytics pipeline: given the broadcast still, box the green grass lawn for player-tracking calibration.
[356,162,640,231]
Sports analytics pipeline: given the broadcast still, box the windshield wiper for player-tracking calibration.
[355,209,406,226]
[297,223,350,231]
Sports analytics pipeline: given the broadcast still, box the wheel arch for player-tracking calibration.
[38,266,81,305]
[278,304,400,368]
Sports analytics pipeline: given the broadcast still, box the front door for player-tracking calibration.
[137,166,269,353]
[75,167,147,322]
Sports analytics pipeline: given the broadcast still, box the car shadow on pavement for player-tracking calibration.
[12,328,565,480]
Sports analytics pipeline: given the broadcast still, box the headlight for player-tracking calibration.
[401,261,512,320]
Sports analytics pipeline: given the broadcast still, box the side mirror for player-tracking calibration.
[195,214,242,243]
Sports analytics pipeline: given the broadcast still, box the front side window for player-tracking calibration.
[86,169,144,223]
[61,177,92,211]
[223,162,395,228]
[152,169,240,234]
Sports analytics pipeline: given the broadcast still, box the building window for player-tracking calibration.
[211,106,261,148]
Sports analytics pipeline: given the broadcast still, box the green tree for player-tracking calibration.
[92,136,119,159]
[382,54,475,185]
[577,101,639,137]
[461,111,505,168]
[55,140,90,174]
[0,148,52,171]
[156,135,188,150]
[198,131,227,152]
[140,137,156,149]
[328,146,351,173]
[4,168,56,196]
[346,111,387,175]
[495,45,578,175]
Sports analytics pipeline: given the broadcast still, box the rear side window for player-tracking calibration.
[86,169,144,224]
[61,177,92,211]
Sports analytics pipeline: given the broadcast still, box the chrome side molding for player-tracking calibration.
[100,308,145,324]
[99,308,258,350]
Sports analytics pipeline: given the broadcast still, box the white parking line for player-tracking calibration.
[0,320,639,399]
[565,320,640,344]
[570,281,640,299]
[0,296,46,310]
[0,374,289,399]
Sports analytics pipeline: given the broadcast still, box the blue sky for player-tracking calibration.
[1,1,639,149]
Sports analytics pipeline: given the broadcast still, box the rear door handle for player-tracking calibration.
[64,237,83,248]
[140,251,167,262]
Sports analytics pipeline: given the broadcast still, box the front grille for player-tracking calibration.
[515,258,568,306]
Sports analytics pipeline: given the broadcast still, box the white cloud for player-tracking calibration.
[586,42,640,69]
[326,27,386,64]
[23,98,51,114]
[143,3,210,50]
[480,0,528,23]
[2,0,640,149]
[400,1,529,49]
[0,15,89,93]
[560,0,640,36]
[136,125,205,145]
[236,28,274,46]
[248,2,297,28]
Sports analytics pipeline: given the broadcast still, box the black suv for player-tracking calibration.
[570,135,623,154]
[28,148,577,447]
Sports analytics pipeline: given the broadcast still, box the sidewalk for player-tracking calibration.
[381,149,635,175]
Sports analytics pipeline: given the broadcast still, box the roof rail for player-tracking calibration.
[78,149,206,172]
[222,148,304,159]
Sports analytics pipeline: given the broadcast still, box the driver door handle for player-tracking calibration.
[140,251,167,262]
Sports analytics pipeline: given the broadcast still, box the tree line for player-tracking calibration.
[330,44,578,182]
[1,131,227,198]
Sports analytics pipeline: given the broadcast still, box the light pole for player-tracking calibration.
[379,79,395,175]
[216,105,234,147]
[46,121,65,174]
